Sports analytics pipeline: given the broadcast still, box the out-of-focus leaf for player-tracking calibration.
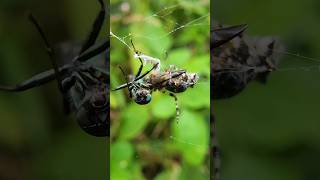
[171,110,209,166]
[151,93,176,120]
[155,171,170,180]
[119,103,150,139]
[166,48,191,67]
[184,54,210,77]
[111,141,134,180]
[179,163,207,180]
[180,81,210,109]
[131,19,172,58]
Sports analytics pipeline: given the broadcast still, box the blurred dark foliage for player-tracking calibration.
[213,0,320,180]
[0,0,108,179]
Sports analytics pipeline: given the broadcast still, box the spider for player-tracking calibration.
[0,0,109,137]
[113,41,198,121]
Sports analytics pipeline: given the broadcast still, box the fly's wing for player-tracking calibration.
[212,25,283,99]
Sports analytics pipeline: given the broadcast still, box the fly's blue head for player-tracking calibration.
[133,88,152,105]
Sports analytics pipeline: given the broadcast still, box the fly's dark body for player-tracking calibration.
[212,24,282,99]
[145,65,198,93]
[0,0,109,137]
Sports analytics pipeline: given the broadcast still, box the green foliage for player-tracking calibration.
[111,0,209,179]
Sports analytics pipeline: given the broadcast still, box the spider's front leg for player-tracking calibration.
[79,0,106,54]
[0,69,59,92]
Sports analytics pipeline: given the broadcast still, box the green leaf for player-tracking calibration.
[171,111,209,166]
[180,81,210,109]
[184,54,210,77]
[111,141,134,180]
[119,103,150,140]
[166,48,192,67]
[151,93,176,120]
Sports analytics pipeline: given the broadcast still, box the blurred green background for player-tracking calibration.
[110,0,210,179]
[0,0,107,179]
[214,0,320,180]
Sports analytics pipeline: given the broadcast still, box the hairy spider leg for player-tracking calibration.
[169,92,180,123]
[79,0,105,54]
[131,39,144,77]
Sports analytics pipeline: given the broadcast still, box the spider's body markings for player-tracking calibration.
[113,42,199,121]
[0,0,109,137]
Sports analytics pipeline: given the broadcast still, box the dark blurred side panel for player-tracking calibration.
[0,0,109,179]
[212,0,320,180]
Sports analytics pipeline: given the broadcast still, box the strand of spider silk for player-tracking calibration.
[215,64,320,74]
[143,4,180,21]
[273,49,320,64]
[169,136,205,149]
[110,31,133,51]
[110,31,163,73]
[276,65,320,72]
[131,13,209,41]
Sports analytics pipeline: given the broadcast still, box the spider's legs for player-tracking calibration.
[29,14,64,92]
[118,66,133,97]
[0,69,57,92]
[76,39,109,63]
[135,57,144,78]
[79,0,106,54]
[169,92,180,123]
[135,63,159,81]
[131,39,144,77]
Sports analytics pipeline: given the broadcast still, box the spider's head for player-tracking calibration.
[132,88,152,105]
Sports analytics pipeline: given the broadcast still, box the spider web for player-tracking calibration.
[110,3,209,68]
[110,1,210,178]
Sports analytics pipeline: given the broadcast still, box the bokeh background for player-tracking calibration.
[213,0,320,180]
[110,0,210,179]
[0,0,107,179]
